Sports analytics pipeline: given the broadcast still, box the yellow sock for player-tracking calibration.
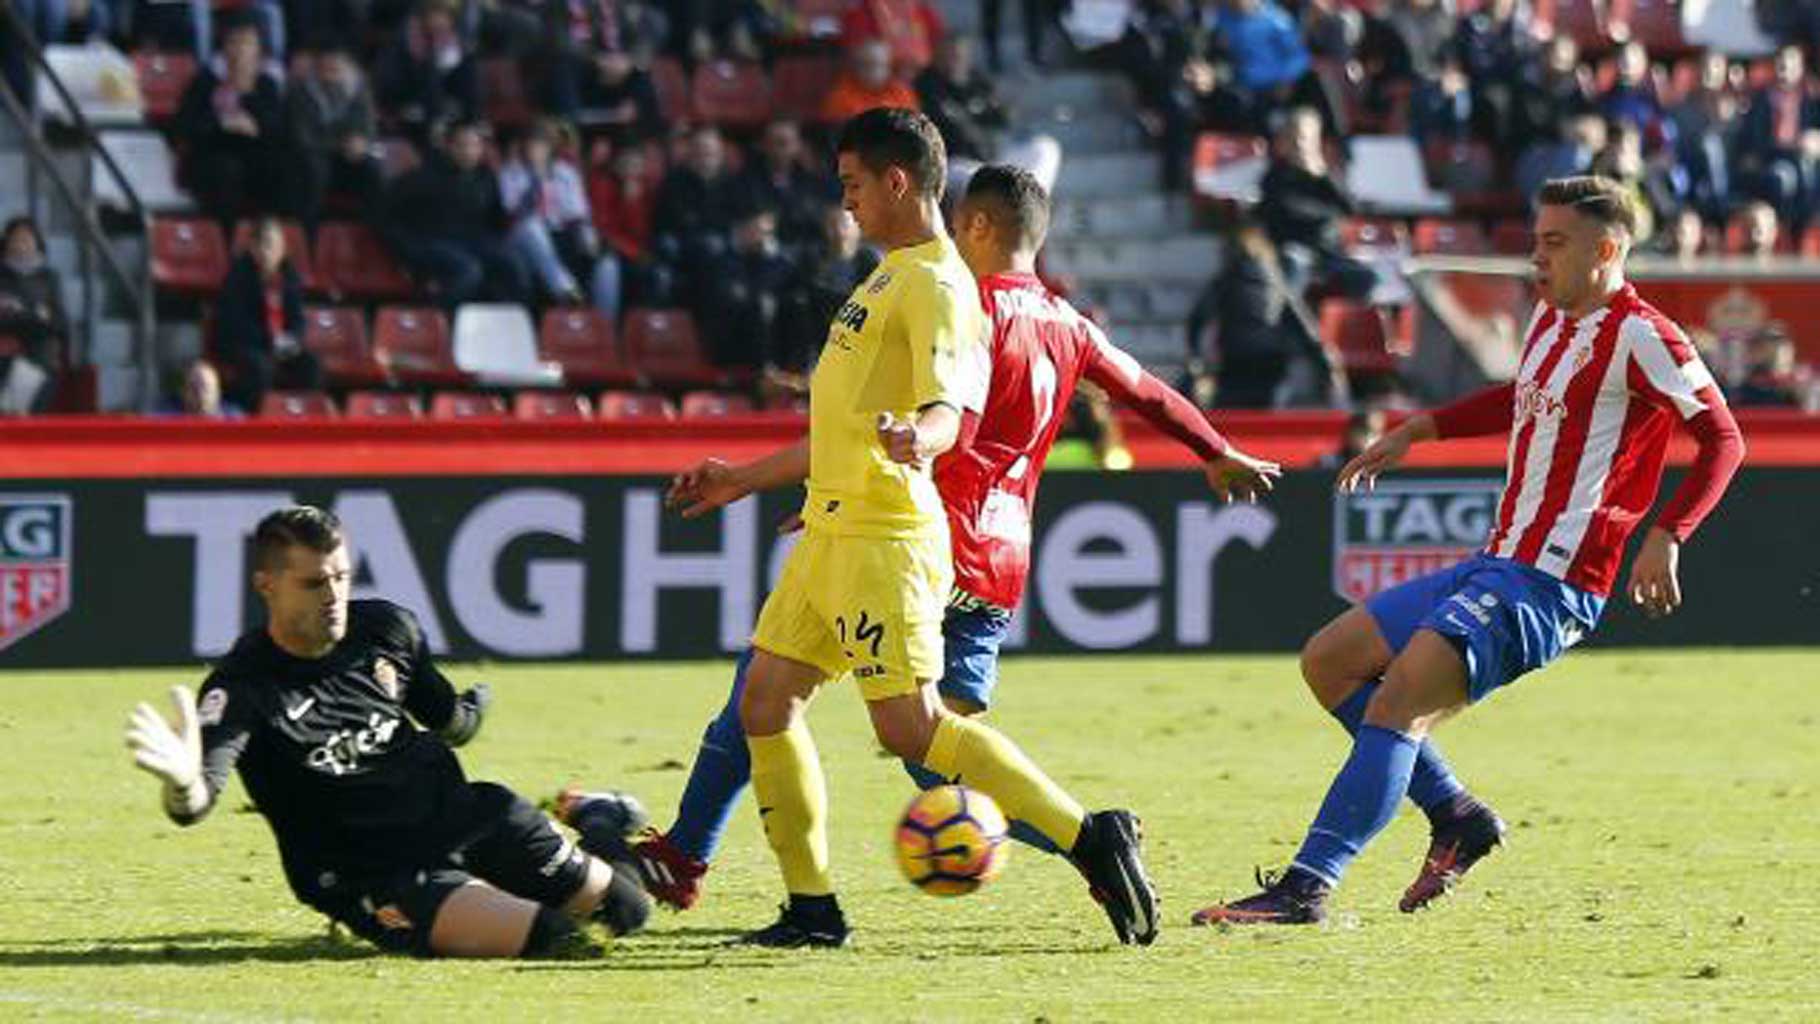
[923,715,1085,852]
[746,719,832,896]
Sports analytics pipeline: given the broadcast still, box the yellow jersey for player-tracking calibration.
[802,235,990,538]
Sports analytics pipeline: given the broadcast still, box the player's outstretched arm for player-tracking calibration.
[666,436,810,519]
[1079,324,1283,501]
[125,686,211,825]
[1338,382,1517,492]
[1337,415,1429,493]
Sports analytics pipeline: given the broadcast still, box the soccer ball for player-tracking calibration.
[893,784,1010,896]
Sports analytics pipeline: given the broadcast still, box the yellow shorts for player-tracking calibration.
[750,527,951,701]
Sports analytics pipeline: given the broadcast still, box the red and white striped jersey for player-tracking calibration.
[1485,284,1725,596]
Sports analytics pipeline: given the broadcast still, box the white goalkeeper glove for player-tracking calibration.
[126,685,208,819]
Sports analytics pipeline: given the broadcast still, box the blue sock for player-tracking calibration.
[1329,681,1466,815]
[899,756,1063,856]
[1292,725,1420,885]
[666,650,754,863]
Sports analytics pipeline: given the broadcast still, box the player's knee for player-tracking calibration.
[872,709,936,761]
[737,679,785,736]
[592,861,652,938]
[1366,664,1458,737]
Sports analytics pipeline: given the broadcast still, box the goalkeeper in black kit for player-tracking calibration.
[125,506,650,959]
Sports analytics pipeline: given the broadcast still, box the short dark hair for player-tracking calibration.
[963,163,1051,250]
[836,107,946,198]
[1537,175,1638,237]
[2,215,44,254]
[253,506,345,573]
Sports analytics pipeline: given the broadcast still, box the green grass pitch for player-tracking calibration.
[2,650,1816,1022]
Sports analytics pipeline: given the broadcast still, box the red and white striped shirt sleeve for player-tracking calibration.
[1625,313,1745,542]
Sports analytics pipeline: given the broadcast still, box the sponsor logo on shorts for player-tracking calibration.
[1447,593,1494,627]
[1331,480,1503,603]
[0,495,73,653]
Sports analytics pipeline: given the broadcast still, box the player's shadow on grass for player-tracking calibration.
[0,930,379,967]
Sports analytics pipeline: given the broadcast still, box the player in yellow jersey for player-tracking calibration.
[679,109,1159,948]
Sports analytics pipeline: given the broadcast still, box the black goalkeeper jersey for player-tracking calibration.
[191,600,497,895]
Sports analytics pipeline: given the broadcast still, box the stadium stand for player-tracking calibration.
[0,0,1814,420]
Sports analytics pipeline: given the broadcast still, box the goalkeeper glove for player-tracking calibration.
[126,686,209,820]
[439,683,492,747]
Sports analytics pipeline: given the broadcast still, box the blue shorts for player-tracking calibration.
[1366,553,1606,702]
[937,603,1014,710]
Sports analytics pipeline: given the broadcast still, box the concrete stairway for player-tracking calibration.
[932,0,1208,376]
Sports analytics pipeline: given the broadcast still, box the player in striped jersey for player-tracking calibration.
[1192,175,1745,926]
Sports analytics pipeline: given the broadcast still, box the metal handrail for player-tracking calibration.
[0,0,157,409]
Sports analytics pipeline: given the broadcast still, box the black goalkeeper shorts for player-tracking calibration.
[299,782,591,957]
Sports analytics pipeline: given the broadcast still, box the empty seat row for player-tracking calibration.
[258,389,767,420]
[300,303,727,389]
[153,218,413,299]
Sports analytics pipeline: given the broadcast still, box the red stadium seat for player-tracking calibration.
[260,391,338,418]
[773,55,842,122]
[430,392,509,420]
[302,305,387,386]
[650,57,690,124]
[346,390,423,419]
[373,306,463,385]
[1612,0,1689,56]
[538,308,634,387]
[514,391,594,420]
[150,217,229,295]
[1193,132,1266,172]
[692,60,773,128]
[680,391,756,418]
[315,222,415,301]
[623,308,720,387]
[232,219,321,292]
[598,390,677,420]
[1321,300,1407,374]
[1340,218,1407,252]
[1536,0,1612,52]
[134,51,196,121]
[1490,220,1533,256]
[1412,218,1490,255]
[479,57,533,128]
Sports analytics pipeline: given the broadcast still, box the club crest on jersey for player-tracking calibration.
[198,688,228,727]
[1570,342,1594,374]
[1331,479,1503,602]
[373,657,400,700]
[0,495,73,653]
